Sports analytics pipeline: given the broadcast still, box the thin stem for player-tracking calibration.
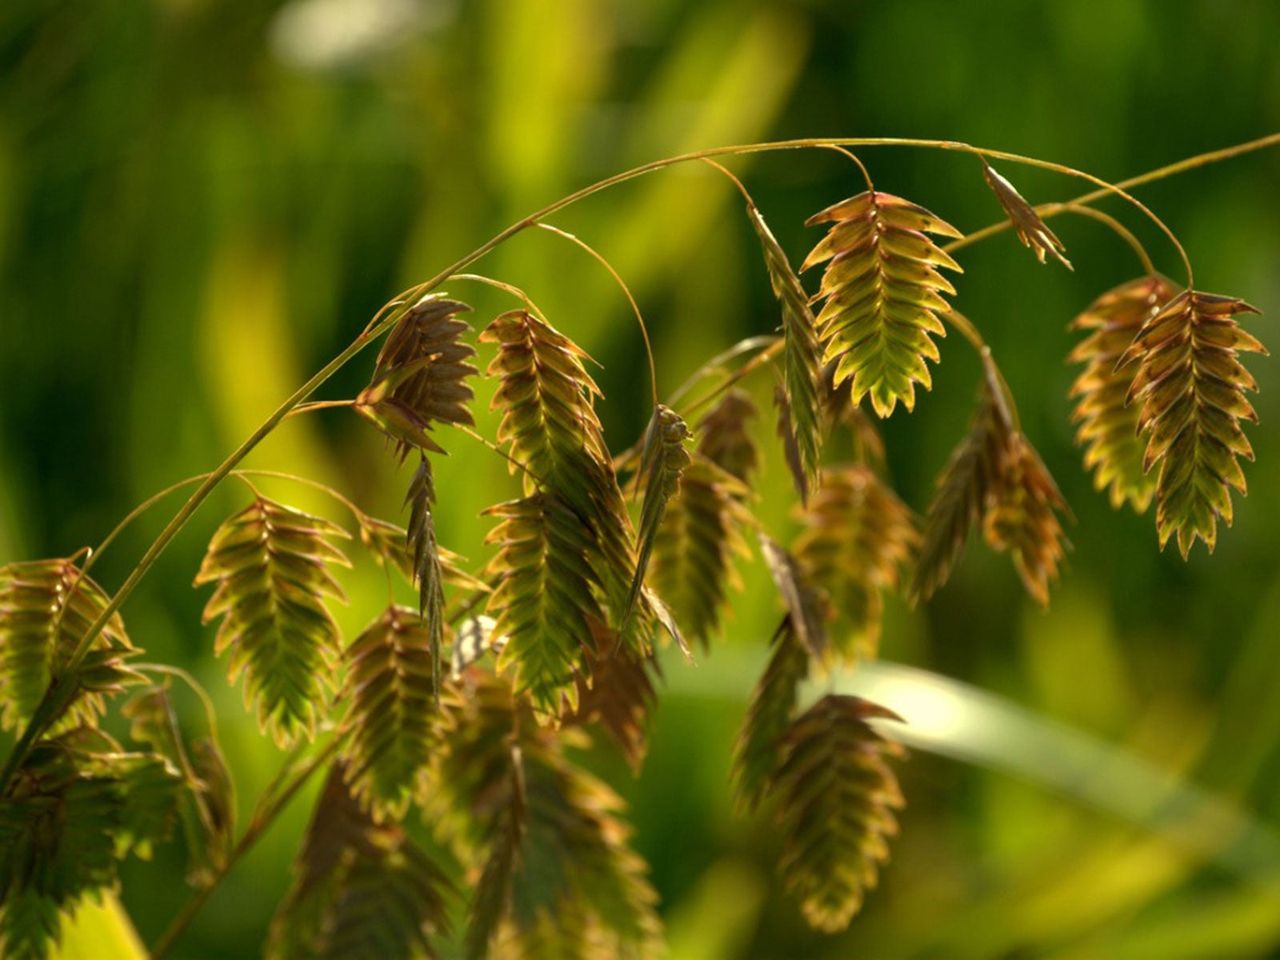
[132,663,223,749]
[822,144,876,192]
[699,157,754,203]
[233,469,366,524]
[149,736,344,960]
[681,338,786,418]
[1061,203,1157,277]
[452,423,550,491]
[939,141,1192,285]
[285,399,356,419]
[535,223,660,407]
[449,273,549,321]
[942,309,989,354]
[666,334,780,408]
[6,132,1273,794]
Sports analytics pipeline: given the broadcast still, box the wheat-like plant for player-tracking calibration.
[0,132,1274,959]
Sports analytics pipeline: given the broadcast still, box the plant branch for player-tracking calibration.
[5,132,1273,794]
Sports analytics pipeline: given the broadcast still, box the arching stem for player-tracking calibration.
[535,223,660,407]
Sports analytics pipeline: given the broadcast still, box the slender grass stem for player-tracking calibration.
[535,223,660,407]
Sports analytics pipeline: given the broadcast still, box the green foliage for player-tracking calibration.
[1120,289,1266,557]
[1068,276,1176,512]
[432,672,661,960]
[747,202,824,490]
[793,465,918,661]
[123,684,236,884]
[0,728,181,960]
[803,190,963,418]
[0,75,1272,955]
[194,497,351,746]
[267,766,452,960]
[339,606,441,820]
[766,695,904,933]
[0,559,141,733]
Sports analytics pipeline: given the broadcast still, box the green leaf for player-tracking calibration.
[194,497,350,746]
[803,191,962,418]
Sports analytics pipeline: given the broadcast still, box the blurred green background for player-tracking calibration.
[3,0,1279,957]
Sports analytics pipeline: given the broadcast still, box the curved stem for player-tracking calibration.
[666,334,780,408]
[233,469,366,524]
[6,132,1274,794]
[1061,203,1157,277]
[942,309,989,354]
[452,423,550,491]
[132,663,224,749]
[822,144,876,192]
[535,223,660,407]
[942,309,1020,432]
[448,273,550,321]
[699,157,754,203]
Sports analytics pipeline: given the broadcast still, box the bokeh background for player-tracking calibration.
[3,1,1280,957]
